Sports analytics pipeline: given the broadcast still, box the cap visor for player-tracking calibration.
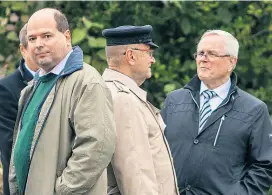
[146,42,159,49]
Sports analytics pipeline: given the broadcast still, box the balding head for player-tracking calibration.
[28,8,69,34]
[26,8,72,73]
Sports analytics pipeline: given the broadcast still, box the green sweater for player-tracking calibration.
[14,73,58,194]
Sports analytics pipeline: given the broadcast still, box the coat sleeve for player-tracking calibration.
[235,103,272,195]
[111,93,159,195]
[0,84,17,157]
[0,84,18,195]
[55,82,116,195]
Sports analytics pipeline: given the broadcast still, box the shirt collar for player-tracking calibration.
[102,68,147,102]
[200,78,231,100]
[39,49,73,77]
[24,63,36,77]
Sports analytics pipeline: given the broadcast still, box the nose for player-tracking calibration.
[35,37,44,48]
[150,56,156,64]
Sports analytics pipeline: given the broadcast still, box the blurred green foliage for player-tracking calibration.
[1,1,272,113]
[1,1,272,114]
[0,1,272,194]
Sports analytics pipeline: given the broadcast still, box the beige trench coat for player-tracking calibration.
[102,69,178,195]
[9,64,116,195]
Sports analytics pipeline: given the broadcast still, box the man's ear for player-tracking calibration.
[126,49,136,66]
[20,44,27,59]
[229,57,237,71]
[64,30,71,46]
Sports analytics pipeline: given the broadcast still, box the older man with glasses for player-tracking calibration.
[102,25,179,195]
[161,30,272,195]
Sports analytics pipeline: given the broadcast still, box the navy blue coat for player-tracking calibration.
[161,73,272,195]
[0,59,33,195]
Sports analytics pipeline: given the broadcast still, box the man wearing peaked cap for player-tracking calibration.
[102,25,159,49]
[102,25,179,195]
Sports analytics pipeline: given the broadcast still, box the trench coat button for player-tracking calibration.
[193,139,199,144]
[186,185,191,191]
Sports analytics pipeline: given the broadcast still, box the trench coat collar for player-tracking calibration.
[103,68,147,102]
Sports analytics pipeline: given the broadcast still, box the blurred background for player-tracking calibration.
[0,1,271,194]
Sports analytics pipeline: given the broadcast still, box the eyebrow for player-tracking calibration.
[198,49,219,53]
[27,31,53,37]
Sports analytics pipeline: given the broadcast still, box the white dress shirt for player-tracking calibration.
[199,78,231,112]
[39,49,73,77]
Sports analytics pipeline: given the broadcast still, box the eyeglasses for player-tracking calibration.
[193,50,230,59]
[123,48,154,57]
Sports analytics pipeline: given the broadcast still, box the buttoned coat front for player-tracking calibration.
[103,68,178,195]
[161,73,272,195]
[9,47,116,195]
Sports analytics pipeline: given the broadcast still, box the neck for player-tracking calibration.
[204,77,230,90]
[109,66,143,86]
[132,76,144,86]
[27,63,39,72]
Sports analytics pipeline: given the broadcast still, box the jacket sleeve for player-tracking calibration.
[235,103,272,195]
[0,84,18,195]
[0,84,17,158]
[111,93,159,195]
[55,82,116,195]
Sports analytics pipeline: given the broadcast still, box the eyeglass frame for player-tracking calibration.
[193,50,231,60]
[123,48,154,57]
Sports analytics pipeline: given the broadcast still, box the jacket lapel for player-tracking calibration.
[185,73,239,136]
[29,81,62,160]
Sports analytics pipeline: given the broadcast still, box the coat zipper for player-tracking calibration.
[213,115,225,147]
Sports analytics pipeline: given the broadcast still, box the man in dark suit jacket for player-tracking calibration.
[0,24,38,195]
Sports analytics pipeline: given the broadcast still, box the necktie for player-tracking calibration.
[199,90,217,132]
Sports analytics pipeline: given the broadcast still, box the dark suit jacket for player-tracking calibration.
[0,59,33,195]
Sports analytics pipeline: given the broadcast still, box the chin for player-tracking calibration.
[146,73,152,79]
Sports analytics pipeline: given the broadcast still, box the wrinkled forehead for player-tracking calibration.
[197,35,226,51]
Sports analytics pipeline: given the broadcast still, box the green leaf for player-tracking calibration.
[82,17,92,29]
[82,17,104,30]
[0,54,5,62]
[181,17,191,35]
[164,83,176,94]
[11,2,27,11]
[217,7,232,24]
[83,55,91,64]
[72,28,87,45]
[88,37,106,48]
[97,49,107,61]
[7,31,18,41]
[0,26,5,34]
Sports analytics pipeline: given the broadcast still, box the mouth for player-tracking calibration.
[36,52,49,57]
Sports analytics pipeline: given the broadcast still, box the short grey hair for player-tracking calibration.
[19,23,28,48]
[199,30,239,58]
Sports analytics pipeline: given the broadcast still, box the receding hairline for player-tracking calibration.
[27,8,69,33]
[197,30,239,58]
[29,8,61,19]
